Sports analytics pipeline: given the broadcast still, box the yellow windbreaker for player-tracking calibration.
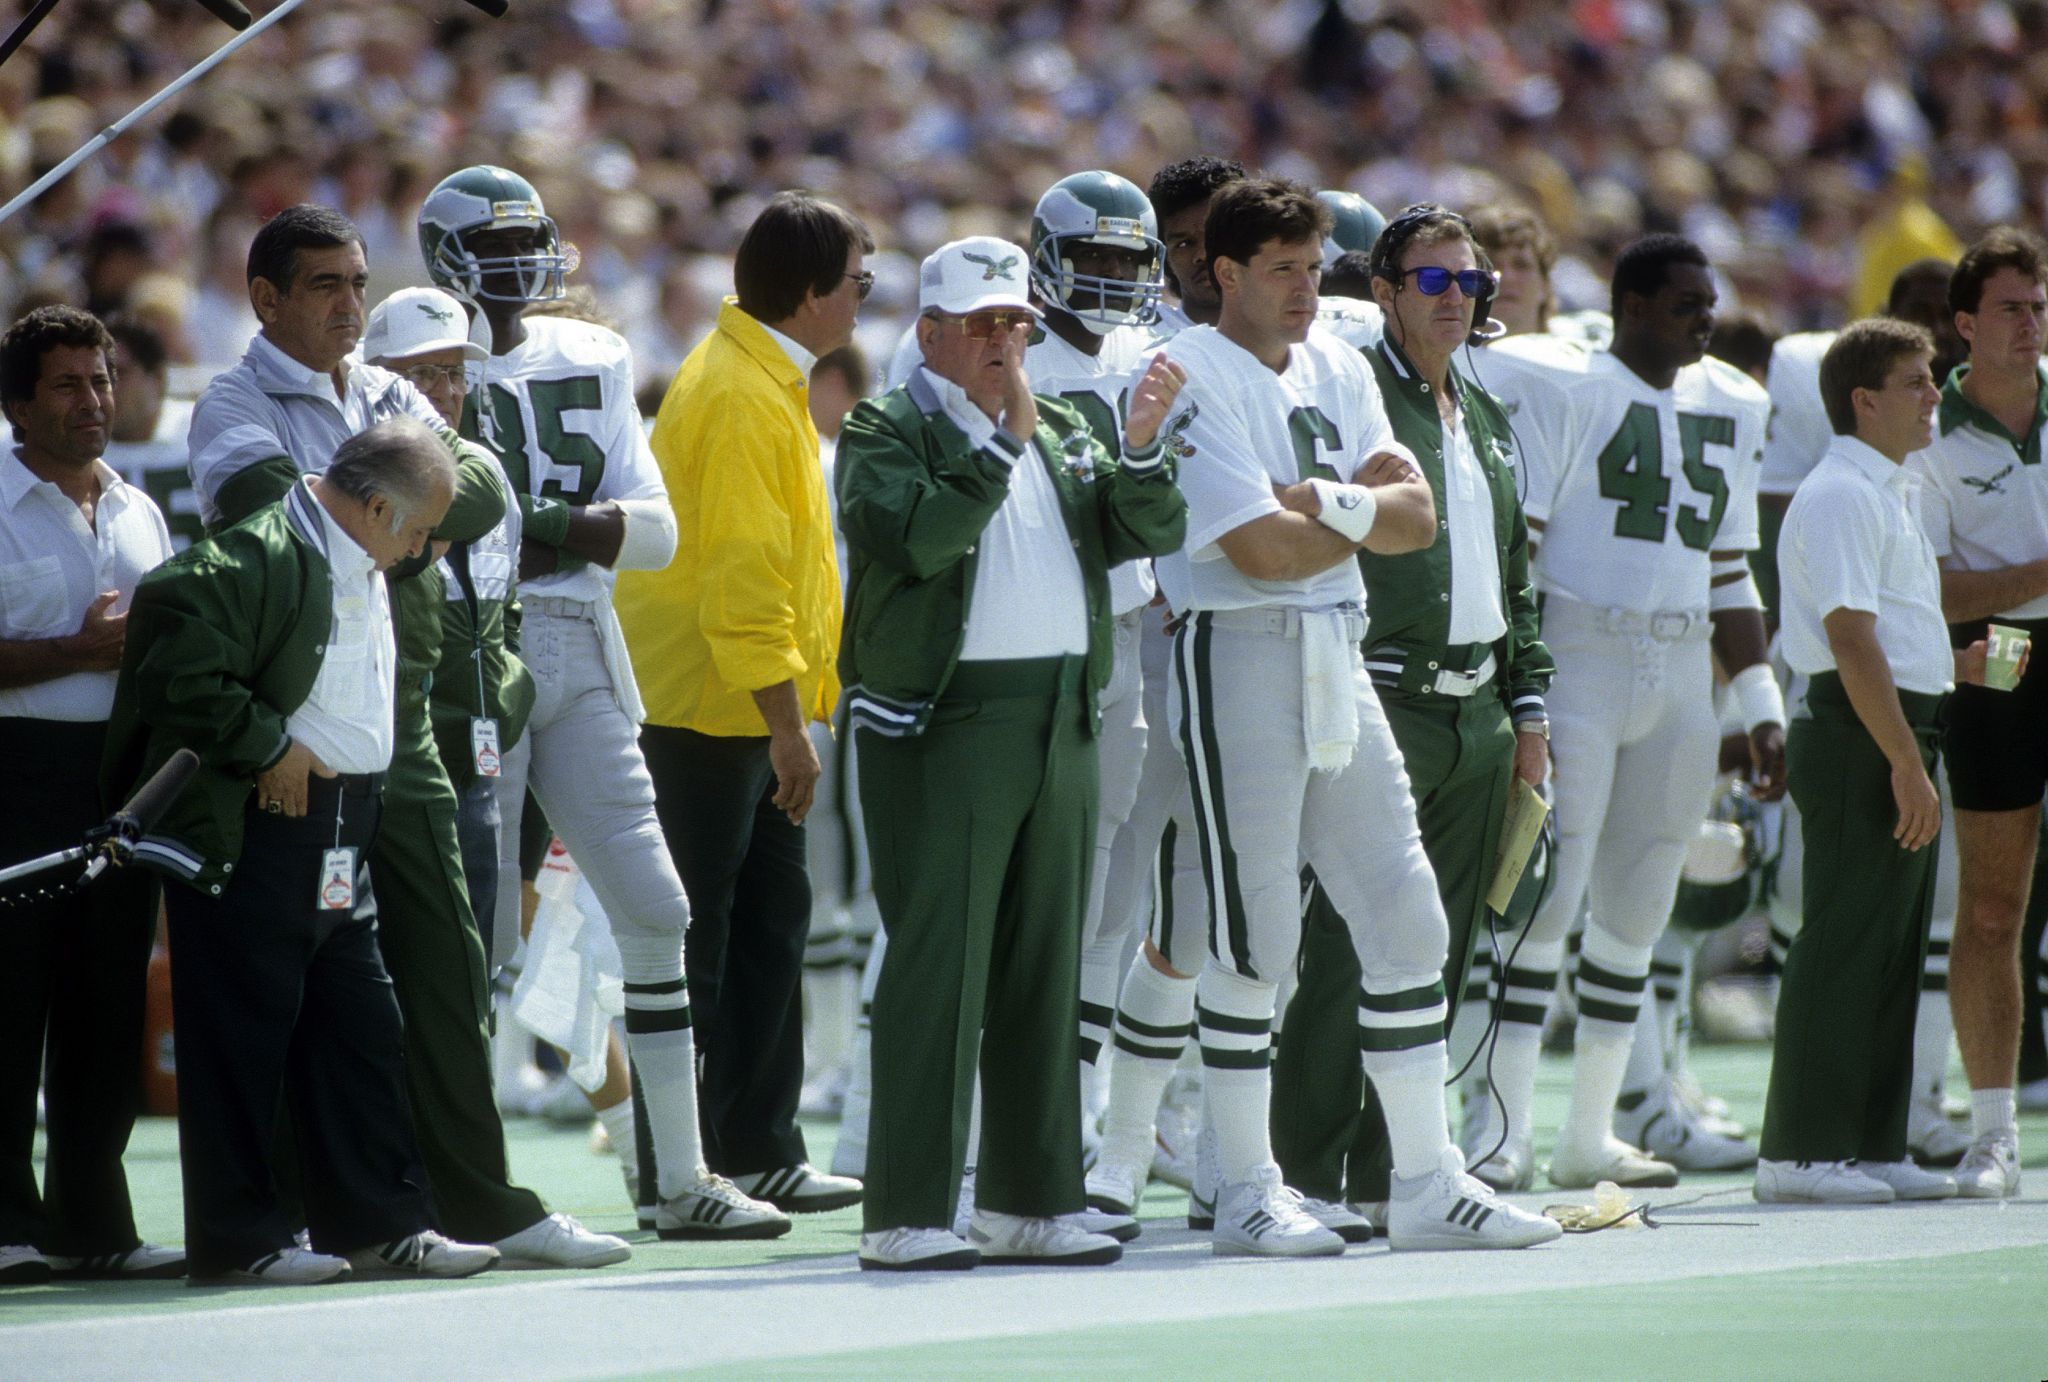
[615,300,841,735]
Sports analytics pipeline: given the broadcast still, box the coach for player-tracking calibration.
[106,419,499,1282]
[836,237,1185,1270]
[0,308,178,1284]
[1761,318,1990,1204]
[1271,205,1551,1225]
[617,192,872,1214]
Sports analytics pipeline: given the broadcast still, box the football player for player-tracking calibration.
[1463,235,1780,1191]
[418,165,788,1238]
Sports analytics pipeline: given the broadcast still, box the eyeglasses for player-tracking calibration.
[933,309,1033,340]
[844,271,875,301]
[397,363,470,390]
[1397,267,1497,299]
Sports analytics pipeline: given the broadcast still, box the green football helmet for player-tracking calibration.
[1669,784,1765,934]
[1317,190,1388,269]
[418,165,572,304]
[1028,170,1165,334]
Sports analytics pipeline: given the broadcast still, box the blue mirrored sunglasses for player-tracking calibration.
[1400,267,1495,298]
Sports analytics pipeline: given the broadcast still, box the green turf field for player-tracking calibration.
[9,1044,2046,1379]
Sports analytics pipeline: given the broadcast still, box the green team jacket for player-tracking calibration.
[1361,336,1552,720]
[428,542,534,791]
[101,495,340,891]
[835,371,1186,738]
[205,441,508,807]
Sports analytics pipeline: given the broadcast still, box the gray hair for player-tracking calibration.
[326,416,457,525]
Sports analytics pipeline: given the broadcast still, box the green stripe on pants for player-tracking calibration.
[859,665,1097,1233]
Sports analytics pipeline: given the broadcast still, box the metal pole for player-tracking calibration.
[0,0,309,227]
[0,844,87,888]
[0,0,65,72]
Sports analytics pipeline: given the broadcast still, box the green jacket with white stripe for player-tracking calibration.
[834,371,1186,738]
[1362,335,1552,720]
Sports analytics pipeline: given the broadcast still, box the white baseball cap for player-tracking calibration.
[918,236,1040,317]
[362,287,489,365]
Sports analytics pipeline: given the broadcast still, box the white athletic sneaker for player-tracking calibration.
[1954,1134,2022,1199]
[1084,1149,1150,1216]
[1464,1129,1535,1193]
[205,1245,351,1285]
[1615,1081,1758,1172]
[1671,1068,1747,1138]
[1907,1098,1972,1169]
[1387,1145,1563,1251]
[952,1167,976,1238]
[967,1208,1122,1266]
[493,1212,632,1268]
[1211,1164,1345,1258]
[1549,1136,1679,1190]
[0,1244,51,1285]
[1858,1159,1958,1201]
[1753,1159,1895,1204]
[656,1172,793,1239]
[1186,1126,1217,1230]
[857,1227,977,1273]
[45,1243,186,1279]
[1348,1200,1388,1233]
[731,1163,863,1214]
[345,1230,499,1278]
[1299,1196,1374,1243]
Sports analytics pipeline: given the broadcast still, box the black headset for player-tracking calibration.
[1369,202,1502,347]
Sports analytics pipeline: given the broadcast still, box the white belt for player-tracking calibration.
[1197,605,1368,642]
[1592,607,1711,642]
[526,595,599,621]
[1430,651,1498,698]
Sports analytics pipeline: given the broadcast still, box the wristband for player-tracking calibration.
[1306,479,1377,544]
[1730,661,1785,733]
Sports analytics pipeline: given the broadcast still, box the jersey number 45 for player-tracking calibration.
[1598,403,1734,550]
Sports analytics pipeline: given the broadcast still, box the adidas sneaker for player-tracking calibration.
[1615,1081,1757,1173]
[1386,1146,1563,1251]
[656,1172,793,1239]
[1211,1164,1345,1258]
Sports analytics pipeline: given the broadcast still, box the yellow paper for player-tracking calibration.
[1486,777,1551,914]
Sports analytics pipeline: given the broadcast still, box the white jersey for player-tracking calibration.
[883,322,921,393]
[1026,322,1161,613]
[473,315,663,603]
[1760,330,1835,497]
[1154,324,1404,614]
[1475,337,1767,613]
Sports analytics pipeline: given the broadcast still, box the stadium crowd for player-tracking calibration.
[3,0,2048,1287]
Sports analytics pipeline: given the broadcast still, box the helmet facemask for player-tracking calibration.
[430,216,574,305]
[1031,228,1165,335]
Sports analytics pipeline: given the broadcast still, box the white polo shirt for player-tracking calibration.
[1759,330,1835,498]
[1779,435,1953,696]
[0,452,173,721]
[1906,365,2048,620]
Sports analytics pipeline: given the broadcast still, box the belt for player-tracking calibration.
[1194,605,1368,642]
[945,654,1087,699]
[1363,643,1498,698]
[1587,607,1712,642]
[526,595,598,621]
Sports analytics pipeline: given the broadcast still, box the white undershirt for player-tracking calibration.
[1442,404,1507,645]
[284,481,397,773]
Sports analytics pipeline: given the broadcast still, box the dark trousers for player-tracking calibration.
[1272,692,1514,1202]
[641,723,811,1176]
[164,775,431,1275]
[1762,674,1942,1164]
[0,718,155,1255]
[858,658,1096,1233]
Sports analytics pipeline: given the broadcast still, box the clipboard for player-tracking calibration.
[1487,777,1551,915]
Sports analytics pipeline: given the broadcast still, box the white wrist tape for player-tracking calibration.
[1708,567,1763,612]
[1307,479,1377,544]
[1730,661,1786,732]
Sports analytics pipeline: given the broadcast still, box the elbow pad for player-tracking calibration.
[614,496,679,571]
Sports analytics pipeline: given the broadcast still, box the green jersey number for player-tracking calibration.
[1595,403,1735,550]
[481,374,607,507]
[1289,406,1344,481]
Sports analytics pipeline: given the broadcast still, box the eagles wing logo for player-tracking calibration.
[417,303,456,325]
[962,251,1019,282]
[1962,464,2014,496]
[1162,400,1198,461]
